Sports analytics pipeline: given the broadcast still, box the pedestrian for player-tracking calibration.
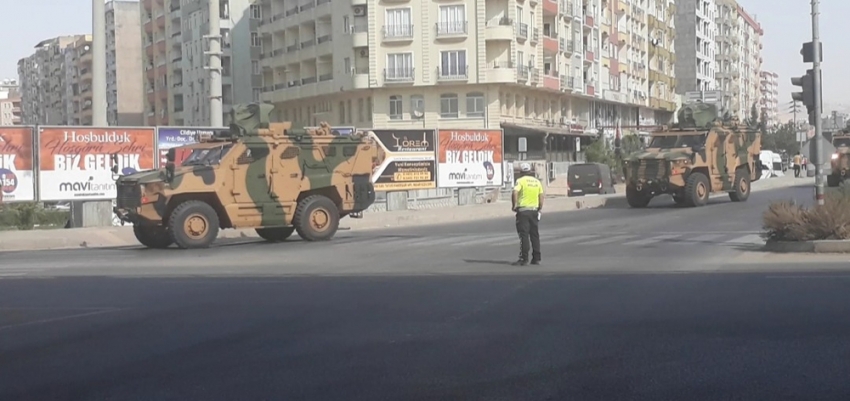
[793,152,802,177]
[511,163,544,266]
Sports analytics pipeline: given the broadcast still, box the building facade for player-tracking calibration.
[736,4,762,120]
[0,79,21,126]
[257,0,677,162]
[16,35,84,125]
[141,0,262,126]
[107,0,145,126]
[759,70,778,127]
[673,0,716,94]
[62,35,95,126]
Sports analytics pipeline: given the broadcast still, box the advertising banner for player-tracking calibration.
[368,129,437,191]
[436,129,504,188]
[0,127,36,202]
[38,127,156,201]
[157,127,228,167]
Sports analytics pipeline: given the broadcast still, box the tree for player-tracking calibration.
[761,122,800,154]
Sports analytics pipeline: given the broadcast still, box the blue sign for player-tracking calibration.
[157,127,228,167]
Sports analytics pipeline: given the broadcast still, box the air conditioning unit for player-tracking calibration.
[359,49,369,57]
[353,5,366,16]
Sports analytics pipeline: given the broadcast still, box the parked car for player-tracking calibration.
[567,162,616,196]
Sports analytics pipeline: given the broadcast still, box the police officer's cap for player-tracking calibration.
[520,163,532,172]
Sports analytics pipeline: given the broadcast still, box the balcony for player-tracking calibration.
[516,23,528,40]
[351,24,368,47]
[384,68,415,83]
[585,81,596,96]
[437,66,468,81]
[486,17,513,41]
[559,75,574,91]
[584,50,595,62]
[382,24,414,41]
[531,27,539,43]
[543,35,559,53]
[543,0,558,14]
[436,21,467,38]
[486,61,515,83]
[543,72,560,90]
[584,15,595,27]
[516,65,529,81]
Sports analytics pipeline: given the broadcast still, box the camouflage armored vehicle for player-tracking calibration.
[112,103,378,249]
[828,130,850,187]
[623,101,762,208]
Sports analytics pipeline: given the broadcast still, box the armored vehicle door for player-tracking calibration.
[226,141,286,227]
[275,144,305,210]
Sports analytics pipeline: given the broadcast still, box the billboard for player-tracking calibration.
[368,129,437,191]
[37,127,156,201]
[157,127,228,167]
[0,126,36,202]
[436,129,504,188]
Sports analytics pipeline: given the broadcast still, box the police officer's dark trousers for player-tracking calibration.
[515,209,541,262]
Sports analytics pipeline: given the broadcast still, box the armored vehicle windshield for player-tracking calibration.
[181,144,235,166]
[647,133,707,149]
[833,137,850,148]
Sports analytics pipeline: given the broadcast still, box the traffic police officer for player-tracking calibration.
[511,163,544,266]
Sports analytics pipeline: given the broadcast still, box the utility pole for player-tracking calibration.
[204,0,222,126]
[811,0,824,205]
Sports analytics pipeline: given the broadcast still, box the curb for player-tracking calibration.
[764,239,850,253]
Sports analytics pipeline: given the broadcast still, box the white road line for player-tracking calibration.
[688,233,727,243]
[451,235,516,246]
[622,234,680,246]
[576,234,637,245]
[546,234,601,245]
[724,234,764,245]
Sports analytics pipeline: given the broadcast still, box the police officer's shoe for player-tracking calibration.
[511,259,528,266]
[530,259,541,265]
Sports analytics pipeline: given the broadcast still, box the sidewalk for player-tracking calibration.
[0,175,807,252]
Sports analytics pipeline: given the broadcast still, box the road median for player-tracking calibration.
[0,175,806,252]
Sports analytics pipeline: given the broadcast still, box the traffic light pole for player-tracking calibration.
[811,0,825,205]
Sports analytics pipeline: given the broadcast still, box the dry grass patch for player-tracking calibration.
[762,185,850,241]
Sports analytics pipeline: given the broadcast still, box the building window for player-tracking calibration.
[440,94,458,118]
[466,92,484,117]
[358,98,364,122]
[386,53,413,79]
[410,95,424,118]
[440,50,467,77]
[251,32,261,47]
[385,8,413,37]
[339,101,345,122]
[252,88,261,102]
[438,5,466,34]
[251,60,260,75]
[389,95,403,120]
[250,4,261,19]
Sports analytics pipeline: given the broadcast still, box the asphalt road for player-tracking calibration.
[3,182,850,400]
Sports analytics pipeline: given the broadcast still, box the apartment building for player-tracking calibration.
[257,0,676,161]
[759,70,778,127]
[61,35,95,125]
[107,0,145,126]
[673,0,715,94]
[16,35,83,125]
[0,79,21,126]
[737,5,762,119]
[141,0,263,126]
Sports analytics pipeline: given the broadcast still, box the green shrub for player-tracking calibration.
[0,202,70,230]
[762,185,850,241]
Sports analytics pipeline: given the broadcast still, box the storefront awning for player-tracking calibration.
[501,122,597,137]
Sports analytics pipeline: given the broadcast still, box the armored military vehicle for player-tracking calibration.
[623,101,762,208]
[112,103,378,249]
[828,130,850,186]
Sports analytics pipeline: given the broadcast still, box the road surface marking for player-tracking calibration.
[576,234,637,245]
[724,234,764,245]
[452,235,517,246]
[688,233,727,243]
[416,236,477,246]
[546,235,601,245]
[621,234,680,246]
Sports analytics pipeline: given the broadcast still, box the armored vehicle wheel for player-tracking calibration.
[256,227,295,242]
[626,185,651,208]
[827,174,840,187]
[168,200,220,249]
[729,168,751,202]
[684,172,710,207]
[293,195,340,241]
[133,225,173,249]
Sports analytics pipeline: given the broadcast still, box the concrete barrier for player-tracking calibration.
[0,174,807,253]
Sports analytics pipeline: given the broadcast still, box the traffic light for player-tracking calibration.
[791,70,815,112]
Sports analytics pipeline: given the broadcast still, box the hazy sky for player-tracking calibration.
[1,0,845,117]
